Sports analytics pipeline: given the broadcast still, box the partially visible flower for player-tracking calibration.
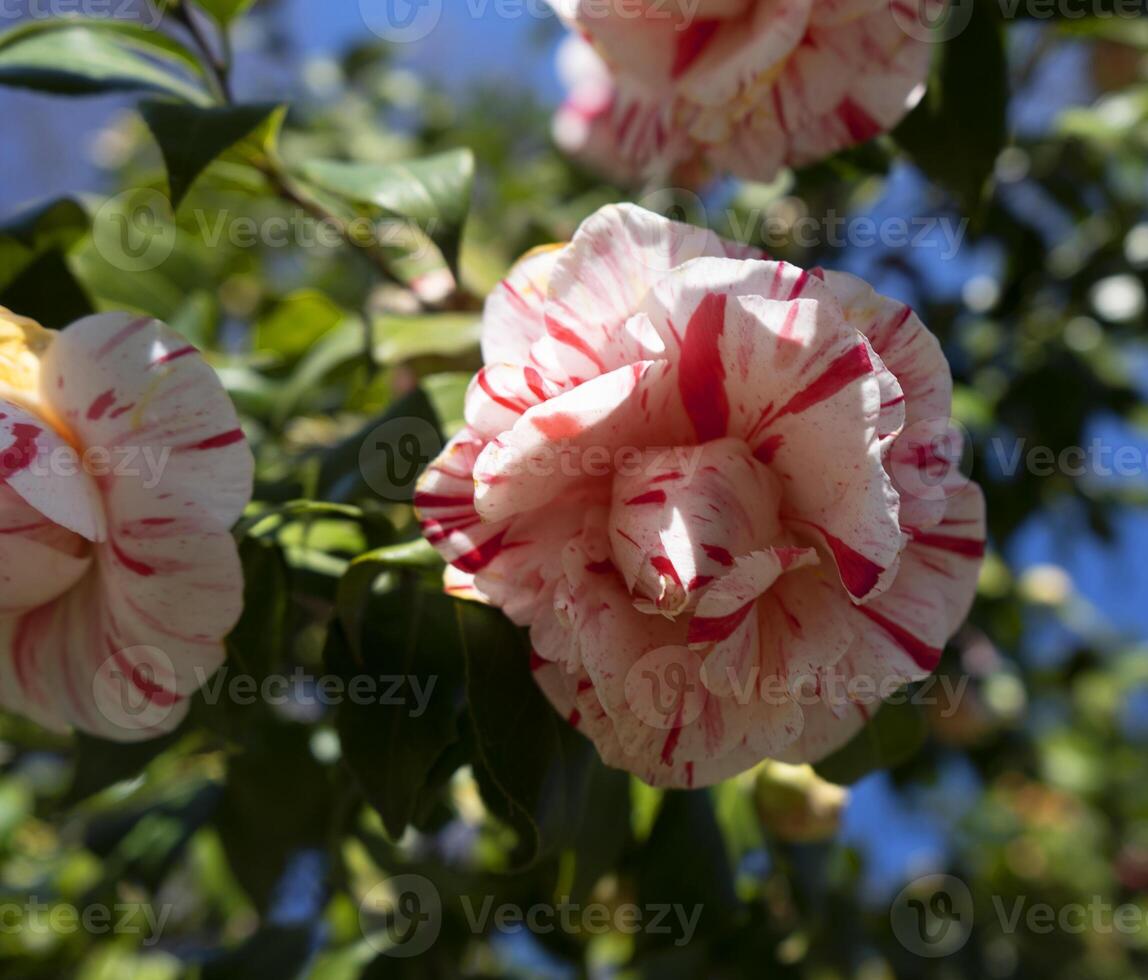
[417,204,985,788]
[754,760,848,842]
[0,308,253,740]
[547,0,937,183]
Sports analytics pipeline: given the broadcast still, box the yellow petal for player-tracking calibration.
[0,306,54,403]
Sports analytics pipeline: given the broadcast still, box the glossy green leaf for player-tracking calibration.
[328,570,467,841]
[814,696,928,786]
[195,0,259,25]
[372,312,481,364]
[299,148,476,274]
[459,601,595,868]
[0,27,210,103]
[893,0,1009,213]
[140,100,281,206]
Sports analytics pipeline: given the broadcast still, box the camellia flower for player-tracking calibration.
[417,204,984,788]
[547,0,937,183]
[0,308,253,741]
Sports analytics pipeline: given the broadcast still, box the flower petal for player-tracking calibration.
[41,313,253,529]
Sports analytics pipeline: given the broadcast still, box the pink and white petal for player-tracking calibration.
[482,245,564,368]
[473,359,687,524]
[675,0,811,108]
[542,204,761,381]
[822,269,963,529]
[778,697,870,764]
[843,482,985,687]
[644,262,904,601]
[463,362,563,440]
[0,501,90,614]
[414,427,514,573]
[0,399,105,541]
[41,313,254,530]
[608,439,783,614]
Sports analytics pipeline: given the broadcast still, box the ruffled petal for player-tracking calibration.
[482,245,564,368]
[41,313,254,530]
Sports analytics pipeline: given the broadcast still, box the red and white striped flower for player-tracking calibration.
[0,308,253,740]
[548,0,937,183]
[416,204,984,788]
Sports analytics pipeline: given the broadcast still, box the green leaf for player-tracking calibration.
[214,725,337,912]
[893,0,1009,213]
[316,386,444,505]
[459,601,595,868]
[140,101,281,207]
[0,16,206,77]
[0,198,90,275]
[273,316,365,425]
[813,696,928,786]
[328,570,467,840]
[372,312,481,364]
[256,289,345,361]
[299,148,476,275]
[636,790,740,951]
[0,27,210,103]
[195,0,258,26]
[0,249,92,329]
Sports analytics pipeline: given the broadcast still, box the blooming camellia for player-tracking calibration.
[548,0,936,183]
[417,204,984,788]
[0,308,253,740]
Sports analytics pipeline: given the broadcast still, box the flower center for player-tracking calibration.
[606,437,783,618]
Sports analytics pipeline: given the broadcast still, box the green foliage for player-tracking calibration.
[1,4,1148,979]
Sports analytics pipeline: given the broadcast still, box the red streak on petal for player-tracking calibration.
[532,411,583,440]
[544,314,607,373]
[151,345,198,367]
[857,605,942,671]
[413,492,474,510]
[625,489,667,506]
[753,433,785,465]
[111,540,157,577]
[702,544,734,567]
[453,529,517,574]
[478,370,532,415]
[113,643,181,707]
[688,599,756,645]
[86,388,117,421]
[774,342,873,420]
[185,429,245,451]
[678,293,730,442]
[0,423,40,480]
[650,555,682,587]
[671,19,721,79]
[837,98,883,143]
[911,531,986,559]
